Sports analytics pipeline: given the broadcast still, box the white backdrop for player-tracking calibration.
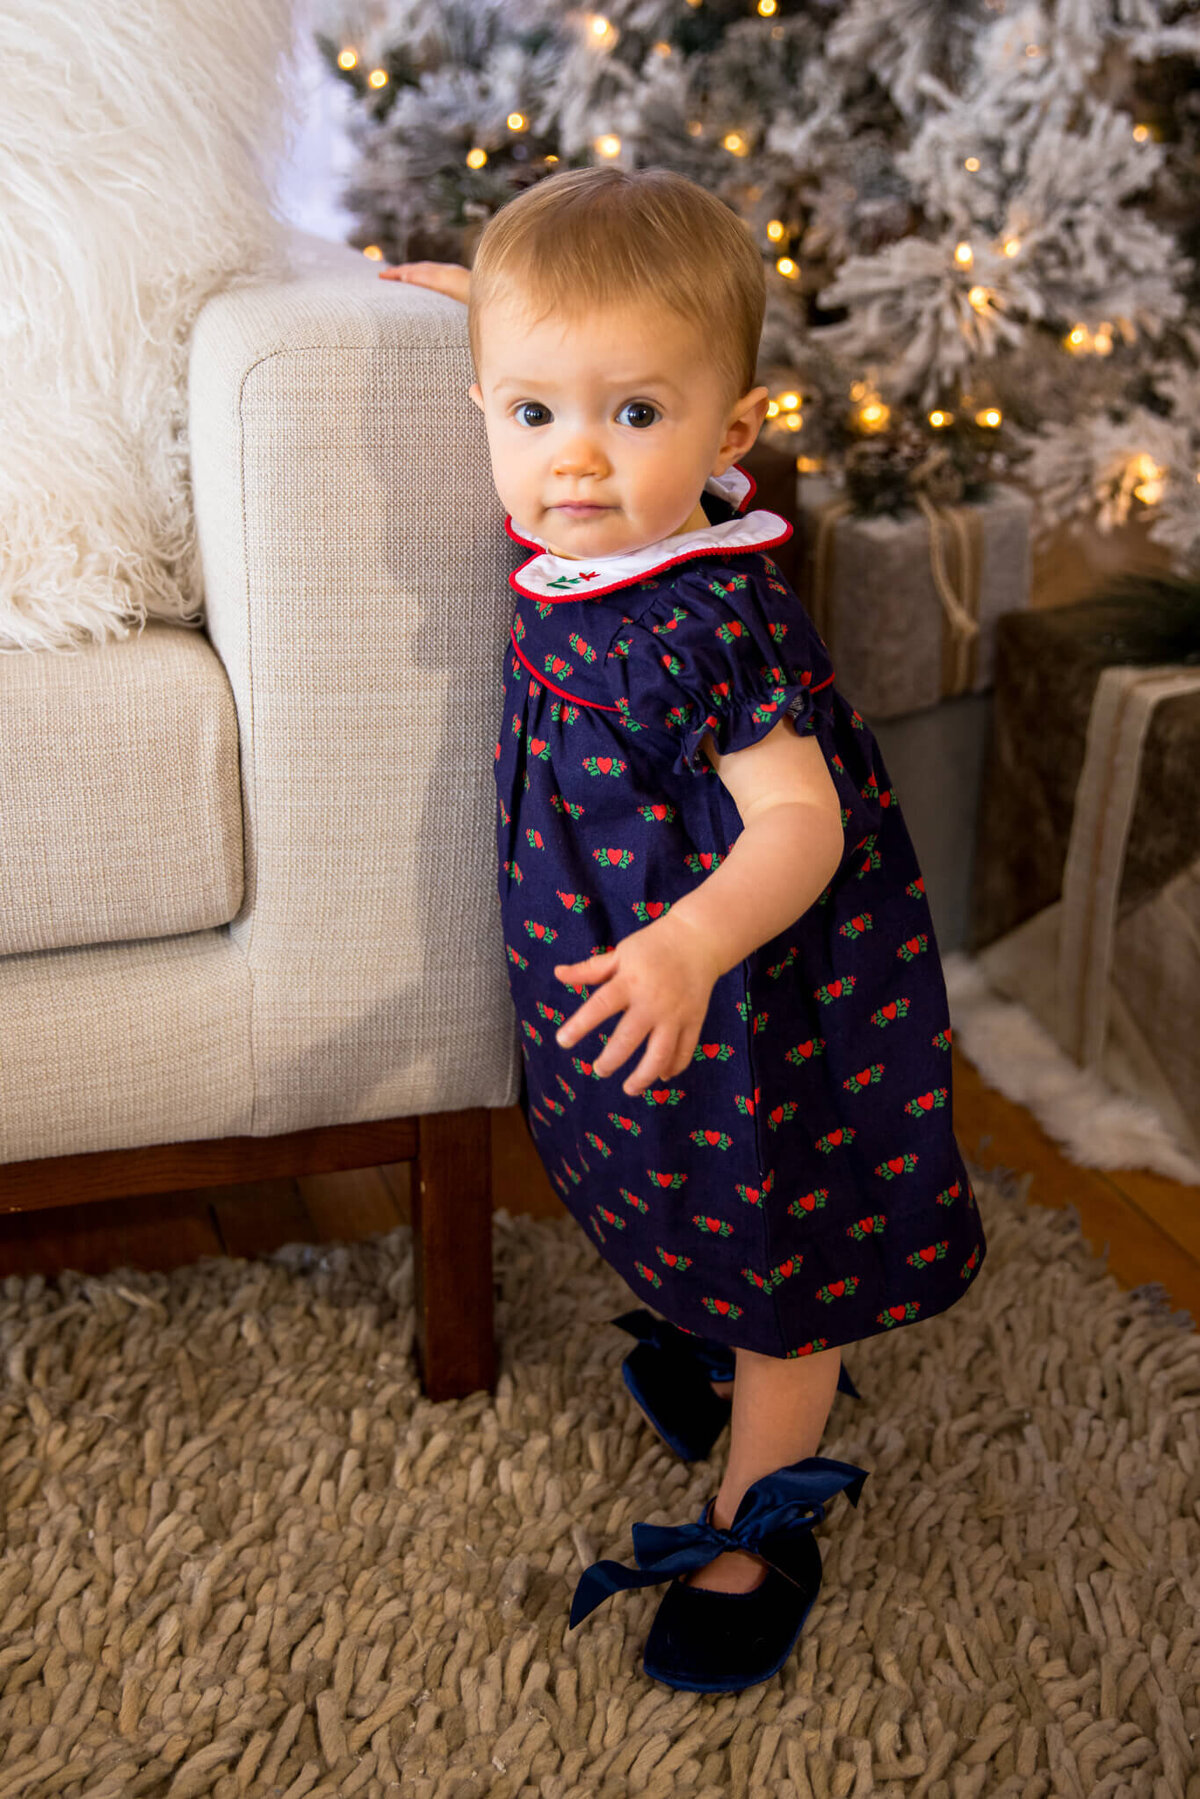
[274,16,358,243]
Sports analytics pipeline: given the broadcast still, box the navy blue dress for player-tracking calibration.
[493,466,987,1359]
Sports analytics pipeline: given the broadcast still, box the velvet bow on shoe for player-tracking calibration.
[569,1453,869,1692]
[612,1309,862,1463]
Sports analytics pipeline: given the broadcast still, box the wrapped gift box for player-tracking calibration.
[970,593,1200,1162]
[794,476,1033,719]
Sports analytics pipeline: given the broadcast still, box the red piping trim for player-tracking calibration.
[509,625,839,717]
[509,627,620,711]
[503,462,774,602]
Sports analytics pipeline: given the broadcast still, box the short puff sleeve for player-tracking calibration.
[607,559,837,779]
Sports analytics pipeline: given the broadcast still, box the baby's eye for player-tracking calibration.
[514,402,552,427]
[617,401,661,429]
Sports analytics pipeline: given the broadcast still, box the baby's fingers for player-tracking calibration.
[621,1026,680,1098]
[554,950,617,992]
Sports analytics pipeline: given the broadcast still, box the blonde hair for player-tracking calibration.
[468,166,765,407]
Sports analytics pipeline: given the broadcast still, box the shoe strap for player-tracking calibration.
[611,1310,736,1383]
[569,1454,868,1628]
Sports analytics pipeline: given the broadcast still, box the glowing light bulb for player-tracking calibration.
[337,48,358,69]
[507,113,526,132]
[954,242,973,267]
[1003,236,1021,257]
[545,154,559,164]
[686,120,704,138]
[778,392,800,411]
[466,146,488,169]
[849,381,868,401]
[1132,453,1164,505]
[362,245,383,261]
[766,400,780,418]
[858,400,890,432]
[796,455,824,474]
[975,408,1002,428]
[775,256,799,279]
[1025,42,1041,55]
[929,410,953,428]
[968,285,989,310]
[1132,123,1151,142]
[653,39,671,54]
[368,68,388,88]
[783,411,803,431]
[723,132,749,156]
[1093,323,1114,356]
[758,0,778,13]
[595,133,622,159]
[588,13,617,45]
[964,157,980,172]
[766,220,785,242]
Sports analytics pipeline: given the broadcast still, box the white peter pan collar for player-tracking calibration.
[505,463,793,602]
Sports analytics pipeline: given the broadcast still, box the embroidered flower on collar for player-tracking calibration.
[506,463,793,602]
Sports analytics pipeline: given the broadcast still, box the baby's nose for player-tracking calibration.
[553,434,609,476]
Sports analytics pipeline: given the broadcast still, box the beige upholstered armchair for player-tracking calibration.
[0,230,521,1399]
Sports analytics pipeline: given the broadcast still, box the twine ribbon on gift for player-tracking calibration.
[807,493,984,700]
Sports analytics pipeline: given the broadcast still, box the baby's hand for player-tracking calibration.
[378,261,470,304]
[553,914,724,1097]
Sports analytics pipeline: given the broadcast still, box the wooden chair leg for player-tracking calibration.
[411,1106,497,1401]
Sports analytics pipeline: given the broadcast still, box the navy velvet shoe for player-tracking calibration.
[568,1453,869,1692]
[612,1310,862,1462]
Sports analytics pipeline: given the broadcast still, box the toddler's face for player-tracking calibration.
[468,289,768,561]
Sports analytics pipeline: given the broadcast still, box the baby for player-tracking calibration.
[381,166,986,1693]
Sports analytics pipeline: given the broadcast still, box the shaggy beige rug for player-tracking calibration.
[1,1162,1197,1799]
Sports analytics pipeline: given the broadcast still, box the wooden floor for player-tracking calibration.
[1,1047,1196,1327]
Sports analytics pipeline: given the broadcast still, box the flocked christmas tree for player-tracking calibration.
[314,0,1200,566]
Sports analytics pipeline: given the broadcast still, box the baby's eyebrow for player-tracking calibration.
[492,374,683,396]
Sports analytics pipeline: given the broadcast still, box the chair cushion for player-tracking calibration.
[0,618,243,954]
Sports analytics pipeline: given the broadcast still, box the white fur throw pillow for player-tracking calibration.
[0,0,306,654]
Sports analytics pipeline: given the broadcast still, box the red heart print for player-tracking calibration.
[530,738,546,755]
[919,1246,935,1262]
[828,979,842,997]
[851,915,865,931]
[777,1258,795,1277]
[714,1300,730,1315]
[797,1192,816,1211]
[698,853,714,869]
[883,1003,897,1019]
[702,1043,720,1058]
[597,757,612,772]
[880,790,891,806]
[948,1181,961,1198]
[551,657,566,673]
[651,1088,670,1103]
[795,1040,814,1058]
[655,1172,673,1187]
[887,1157,905,1173]
[856,1068,871,1085]
[645,902,664,918]
[704,1217,721,1231]
[745,1186,760,1203]
[662,1253,679,1267]
[533,923,545,938]
[562,893,577,907]
[606,848,623,864]
[888,1305,906,1320]
[917,1092,934,1110]
[704,1129,721,1145]
[800,669,812,687]
[828,1280,845,1297]
[905,937,920,953]
[770,1107,784,1125]
[651,804,668,819]
[862,1217,875,1233]
[828,1128,843,1145]
[580,1061,593,1075]
[713,681,730,697]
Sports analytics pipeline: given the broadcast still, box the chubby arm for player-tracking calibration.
[668,716,844,978]
[553,715,844,1094]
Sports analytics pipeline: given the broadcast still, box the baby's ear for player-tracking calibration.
[468,382,485,410]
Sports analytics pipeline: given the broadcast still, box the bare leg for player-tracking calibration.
[685,1342,843,1593]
